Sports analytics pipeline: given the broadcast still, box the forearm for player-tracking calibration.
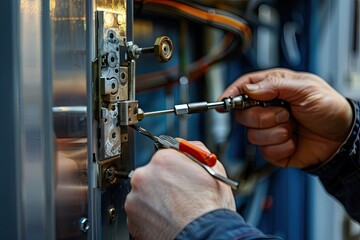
[176,209,280,240]
[309,100,360,222]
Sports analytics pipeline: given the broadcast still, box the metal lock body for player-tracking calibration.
[100,105,121,158]
[96,11,130,160]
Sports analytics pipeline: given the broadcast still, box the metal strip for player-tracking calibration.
[0,0,22,239]
[42,0,55,238]
[86,0,96,238]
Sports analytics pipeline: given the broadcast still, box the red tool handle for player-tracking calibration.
[178,139,217,167]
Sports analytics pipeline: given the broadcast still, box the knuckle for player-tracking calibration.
[259,140,296,165]
[264,75,282,89]
[247,129,258,144]
[214,161,227,175]
[278,125,292,142]
[236,108,260,127]
[130,167,147,189]
[258,115,270,128]
[260,147,279,163]
[124,193,134,214]
[151,149,177,166]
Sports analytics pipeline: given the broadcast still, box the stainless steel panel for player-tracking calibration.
[19,0,55,239]
[51,0,88,239]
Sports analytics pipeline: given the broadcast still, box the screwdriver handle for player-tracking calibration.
[257,98,290,109]
[178,139,217,167]
[222,95,290,111]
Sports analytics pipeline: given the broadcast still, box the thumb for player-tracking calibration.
[242,76,303,103]
[219,68,322,104]
[242,82,279,101]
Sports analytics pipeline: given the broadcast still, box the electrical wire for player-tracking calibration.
[136,0,252,47]
[134,0,252,92]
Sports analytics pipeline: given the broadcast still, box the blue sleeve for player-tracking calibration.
[309,100,360,222]
[176,209,280,240]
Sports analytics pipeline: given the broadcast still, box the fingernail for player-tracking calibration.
[245,84,259,91]
[276,110,290,123]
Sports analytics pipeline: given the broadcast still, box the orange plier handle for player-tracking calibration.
[177,139,217,167]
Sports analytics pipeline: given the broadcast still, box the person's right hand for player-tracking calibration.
[219,68,354,168]
[125,142,235,240]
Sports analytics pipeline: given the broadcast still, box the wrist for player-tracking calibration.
[305,99,359,174]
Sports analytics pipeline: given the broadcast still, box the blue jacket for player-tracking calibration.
[176,100,360,240]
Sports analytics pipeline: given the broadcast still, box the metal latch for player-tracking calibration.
[118,100,139,126]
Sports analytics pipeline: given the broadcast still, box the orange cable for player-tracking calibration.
[144,0,252,45]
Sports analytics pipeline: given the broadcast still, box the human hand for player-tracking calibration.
[125,142,235,240]
[219,68,353,168]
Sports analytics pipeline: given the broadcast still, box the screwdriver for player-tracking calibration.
[137,94,289,120]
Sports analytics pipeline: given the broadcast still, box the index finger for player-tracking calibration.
[218,68,296,100]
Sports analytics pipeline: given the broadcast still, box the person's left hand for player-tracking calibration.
[125,141,235,240]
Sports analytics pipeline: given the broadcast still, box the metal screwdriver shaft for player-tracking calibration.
[138,95,289,121]
[143,101,225,117]
[143,109,175,117]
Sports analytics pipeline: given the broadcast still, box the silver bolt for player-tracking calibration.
[79,217,89,233]
[109,207,116,223]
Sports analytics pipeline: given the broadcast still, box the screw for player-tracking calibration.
[79,217,89,233]
[105,166,117,184]
[108,207,116,223]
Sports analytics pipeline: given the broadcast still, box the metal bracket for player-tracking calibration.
[99,105,121,158]
[118,100,139,126]
[100,66,129,102]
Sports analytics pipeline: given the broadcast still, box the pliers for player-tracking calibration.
[130,125,239,189]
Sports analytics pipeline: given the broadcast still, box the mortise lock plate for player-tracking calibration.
[94,10,131,187]
[94,10,174,188]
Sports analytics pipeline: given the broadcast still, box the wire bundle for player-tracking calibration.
[134,0,252,92]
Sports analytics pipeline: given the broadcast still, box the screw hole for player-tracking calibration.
[112,132,116,139]
[111,83,116,89]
